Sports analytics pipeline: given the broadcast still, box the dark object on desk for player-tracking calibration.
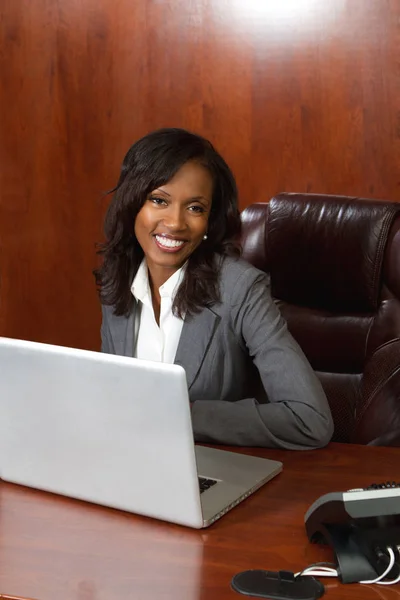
[231,569,324,600]
[304,484,400,583]
[241,193,400,446]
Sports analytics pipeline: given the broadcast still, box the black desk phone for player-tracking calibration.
[305,482,400,583]
[232,482,400,599]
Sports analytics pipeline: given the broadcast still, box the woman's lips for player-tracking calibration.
[154,234,187,252]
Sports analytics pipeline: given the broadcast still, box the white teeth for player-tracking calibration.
[155,235,185,249]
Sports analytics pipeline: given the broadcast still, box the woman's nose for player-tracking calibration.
[162,207,187,231]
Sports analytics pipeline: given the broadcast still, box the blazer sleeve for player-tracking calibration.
[191,271,334,449]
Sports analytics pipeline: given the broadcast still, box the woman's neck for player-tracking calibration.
[147,264,178,326]
[148,276,161,325]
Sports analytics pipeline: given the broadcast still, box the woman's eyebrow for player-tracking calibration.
[188,196,208,203]
[152,188,171,196]
[153,189,209,204]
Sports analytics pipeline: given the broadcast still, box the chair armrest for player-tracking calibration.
[367,428,400,447]
[353,339,400,446]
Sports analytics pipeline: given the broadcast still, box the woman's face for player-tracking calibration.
[134,161,213,282]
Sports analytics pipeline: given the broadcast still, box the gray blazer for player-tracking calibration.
[100,257,334,449]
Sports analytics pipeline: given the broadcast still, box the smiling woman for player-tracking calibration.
[95,128,334,449]
[134,161,213,322]
[95,128,240,322]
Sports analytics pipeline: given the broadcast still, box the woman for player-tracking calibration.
[95,128,333,449]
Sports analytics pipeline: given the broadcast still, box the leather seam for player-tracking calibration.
[356,363,400,426]
[364,316,375,364]
[370,208,399,309]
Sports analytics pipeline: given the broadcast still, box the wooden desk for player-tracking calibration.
[1,443,399,600]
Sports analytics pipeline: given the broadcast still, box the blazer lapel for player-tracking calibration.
[174,307,220,389]
[110,302,137,357]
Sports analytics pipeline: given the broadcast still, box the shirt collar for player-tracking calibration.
[131,259,151,305]
[131,259,187,303]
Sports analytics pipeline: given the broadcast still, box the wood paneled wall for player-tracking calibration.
[0,0,399,350]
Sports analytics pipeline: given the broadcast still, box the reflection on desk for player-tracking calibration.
[1,443,400,600]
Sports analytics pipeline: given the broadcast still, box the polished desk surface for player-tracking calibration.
[1,443,399,600]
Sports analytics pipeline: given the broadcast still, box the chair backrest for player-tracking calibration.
[241,193,400,443]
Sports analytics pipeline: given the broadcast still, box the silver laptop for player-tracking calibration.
[0,337,282,528]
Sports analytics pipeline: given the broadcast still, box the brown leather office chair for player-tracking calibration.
[241,193,400,446]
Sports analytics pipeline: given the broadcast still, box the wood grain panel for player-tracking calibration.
[0,0,399,349]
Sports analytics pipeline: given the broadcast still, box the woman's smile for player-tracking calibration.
[153,234,187,252]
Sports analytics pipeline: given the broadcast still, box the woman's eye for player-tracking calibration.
[149,196,167,206]
[188,205,205,214]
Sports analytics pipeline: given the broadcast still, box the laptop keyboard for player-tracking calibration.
[198,476,218,494]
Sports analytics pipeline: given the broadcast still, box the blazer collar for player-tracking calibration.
[174,306,220,389]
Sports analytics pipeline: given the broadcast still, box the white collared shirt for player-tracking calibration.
[130,259,185,363]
